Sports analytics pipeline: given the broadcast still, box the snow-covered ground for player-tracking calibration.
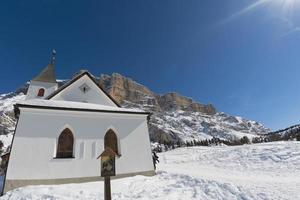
[1,141,299,200]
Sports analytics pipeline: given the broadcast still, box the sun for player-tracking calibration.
[229,0,300,20]
[220,0,300,30]
[271,0,300,14]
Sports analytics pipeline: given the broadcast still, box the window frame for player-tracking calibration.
[55,128,75,159]
[37,88,45,97]
[104,129,121,157]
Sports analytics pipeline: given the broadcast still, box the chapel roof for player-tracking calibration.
[15,99,150,115]
[98,147,117,158]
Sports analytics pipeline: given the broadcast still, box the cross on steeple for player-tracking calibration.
[50,49,56,65]
[31,50,57,83]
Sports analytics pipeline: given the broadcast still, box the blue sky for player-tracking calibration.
[0,0,300,130]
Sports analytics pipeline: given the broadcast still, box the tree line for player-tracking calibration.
[152,133,300,153]
[153,136,256,152]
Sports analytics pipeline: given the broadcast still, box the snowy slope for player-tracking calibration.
[2,141,299,200]
[123,100,269,142]
[267,123,300,141]
[0,93,25,150]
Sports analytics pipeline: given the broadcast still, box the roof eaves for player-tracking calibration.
[15,103,151,116]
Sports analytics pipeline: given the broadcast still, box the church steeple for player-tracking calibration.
[25,50,58,100]
[32,50,57,83]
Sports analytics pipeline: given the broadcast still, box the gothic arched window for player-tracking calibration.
[56,128,74,158]
[104,129,119,156]
[37,88,45,97]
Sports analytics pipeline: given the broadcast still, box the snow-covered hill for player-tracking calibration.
[126,101,268,142]
[0,93,25,151]
[2,141,299,200]
[266,123,300,141]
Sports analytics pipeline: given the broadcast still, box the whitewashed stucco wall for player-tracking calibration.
[26,81,58,100]
[6,108,153,180]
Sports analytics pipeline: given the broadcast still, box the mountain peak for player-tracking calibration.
[99,73,216,115]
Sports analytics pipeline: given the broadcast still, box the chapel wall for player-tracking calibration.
[5,108,153,180]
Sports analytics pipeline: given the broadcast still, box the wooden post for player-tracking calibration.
[104,176,111,200]
[98,148,116,200]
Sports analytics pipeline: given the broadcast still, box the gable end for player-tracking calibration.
[46,72,121,107]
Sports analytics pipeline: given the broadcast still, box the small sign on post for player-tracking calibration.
[98,147,117,200]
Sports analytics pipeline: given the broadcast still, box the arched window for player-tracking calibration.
[37,88,45,97]
[56,128,74,158]
[104,129,119,156]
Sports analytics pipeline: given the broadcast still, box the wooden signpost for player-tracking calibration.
[98,147,117,200]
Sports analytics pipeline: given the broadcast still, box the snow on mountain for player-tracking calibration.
[101,73,270,143]
[266,123,300,141]
[2,141,299,200]
[0,93,25,150]
[123,99,269,143]
[0,93,26,113]
[0,73,270,154]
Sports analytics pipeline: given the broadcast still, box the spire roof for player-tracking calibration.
[32,50,57,83]
[32,64,57,83]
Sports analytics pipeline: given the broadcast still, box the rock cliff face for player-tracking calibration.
[157,93,216,114]
[99,73,156,105]
[99,73,216,115]
[97,73,269,144]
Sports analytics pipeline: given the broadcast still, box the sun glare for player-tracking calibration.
[219,0,300,37]
[267,0,300,15]
[279,0,298,12]
[223,0,300,24]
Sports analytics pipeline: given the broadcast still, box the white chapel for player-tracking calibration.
[3,53,154,192]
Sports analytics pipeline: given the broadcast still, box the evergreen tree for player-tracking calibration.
[240,136,250,144]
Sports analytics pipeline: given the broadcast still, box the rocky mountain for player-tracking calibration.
[99,73,216,115]
[98,73,269,143]
[266,124,300,141]
[0,93,26,151]
[0,73,270,153]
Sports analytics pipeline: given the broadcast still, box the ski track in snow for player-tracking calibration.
[1,141,300,200]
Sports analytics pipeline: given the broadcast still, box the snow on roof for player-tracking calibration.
[16,99,149,115]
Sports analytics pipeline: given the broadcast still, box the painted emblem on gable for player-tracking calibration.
[79,83,90,93]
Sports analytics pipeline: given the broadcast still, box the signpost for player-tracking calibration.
[98,147,117,200]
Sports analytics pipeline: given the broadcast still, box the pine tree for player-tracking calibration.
[240,136,250,144]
